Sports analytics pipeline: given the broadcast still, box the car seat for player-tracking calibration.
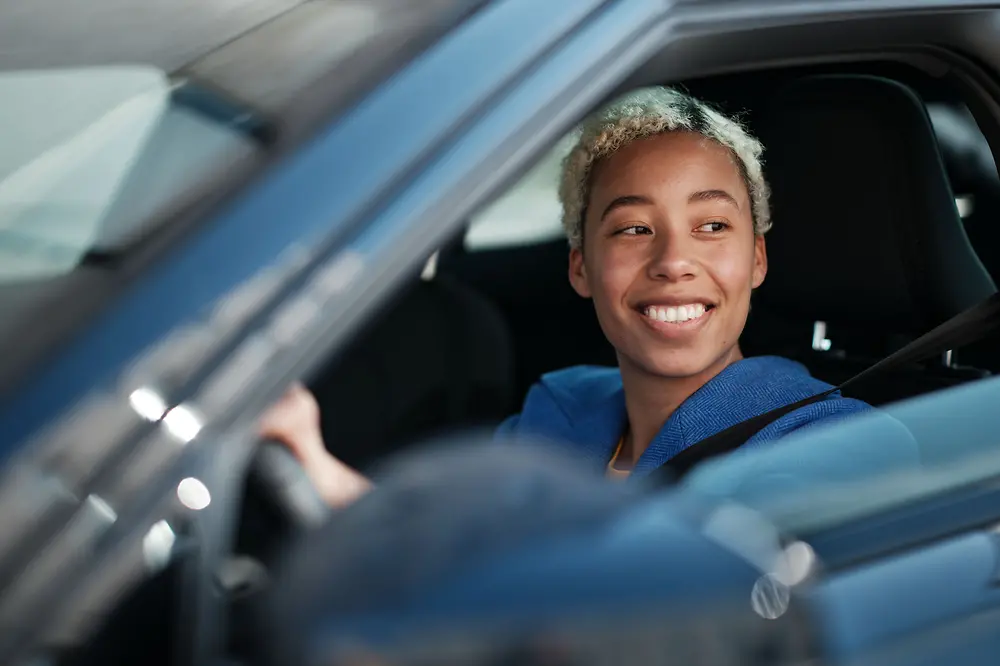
[441,237,617,403]
[746,74,996,404]
[308,246,515,471]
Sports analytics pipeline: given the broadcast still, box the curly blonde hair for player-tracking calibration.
[559,86,771,249]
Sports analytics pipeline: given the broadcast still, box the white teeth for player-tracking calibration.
[643,303,709,324]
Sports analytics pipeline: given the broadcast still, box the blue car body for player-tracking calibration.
[3,1,1000,664]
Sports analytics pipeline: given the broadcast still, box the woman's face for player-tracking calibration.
[569,131,767,380]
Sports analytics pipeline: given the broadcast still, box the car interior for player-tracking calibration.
[64,57,1000,666]
[304,60,1000,476]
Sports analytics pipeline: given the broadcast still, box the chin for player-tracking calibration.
[633,349,721,380]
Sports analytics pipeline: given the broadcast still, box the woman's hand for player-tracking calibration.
[259,382,372,509]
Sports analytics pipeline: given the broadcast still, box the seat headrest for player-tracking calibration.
[754,75,995,334]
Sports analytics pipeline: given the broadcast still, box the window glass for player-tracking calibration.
[0,67,255,282]
[0,1,488,282]
[464,134,574,251]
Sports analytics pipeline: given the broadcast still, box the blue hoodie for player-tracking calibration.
[497,356,918,479]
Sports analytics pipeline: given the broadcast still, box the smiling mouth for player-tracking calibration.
[639,303,716,324]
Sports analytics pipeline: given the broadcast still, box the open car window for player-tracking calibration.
[682,373,1000,533]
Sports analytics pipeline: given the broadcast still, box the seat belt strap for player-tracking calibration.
[648,291,1000,485]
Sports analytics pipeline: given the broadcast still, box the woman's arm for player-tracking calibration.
[259,383,372,509]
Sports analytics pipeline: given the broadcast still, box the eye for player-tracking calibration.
[697,220,730,233]
[616,224,652,236]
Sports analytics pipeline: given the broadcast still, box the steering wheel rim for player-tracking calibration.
[249,440,330,531]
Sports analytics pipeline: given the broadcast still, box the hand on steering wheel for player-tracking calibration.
[256,383,372,521]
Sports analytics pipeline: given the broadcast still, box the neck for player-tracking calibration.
[617,346,743,466]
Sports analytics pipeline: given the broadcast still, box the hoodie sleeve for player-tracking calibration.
[492,380,563,441]
[491,366,619,445]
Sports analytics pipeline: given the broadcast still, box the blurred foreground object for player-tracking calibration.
[255,438,814,666]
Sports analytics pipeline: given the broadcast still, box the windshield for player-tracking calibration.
[0,66,256,281]
[0,0,485,285]
[682,373,1000,533]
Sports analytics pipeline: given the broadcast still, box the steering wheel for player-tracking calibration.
[248,441,331,531]
[168,441,330,666]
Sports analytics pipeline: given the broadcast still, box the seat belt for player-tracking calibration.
[648,291,1000,486]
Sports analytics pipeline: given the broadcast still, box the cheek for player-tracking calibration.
[708,245,756,299]
[588,248,640,305]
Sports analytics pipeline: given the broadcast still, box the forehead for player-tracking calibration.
[589,131,749,203]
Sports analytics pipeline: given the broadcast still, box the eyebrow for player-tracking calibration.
[599,190,741,221]
[600,195,654,221]
[689,189,741,210]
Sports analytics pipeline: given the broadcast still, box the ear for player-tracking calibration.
[568,246,592,298]
[751,235,768,289]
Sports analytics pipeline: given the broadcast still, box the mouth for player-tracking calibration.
[637,302,716,325]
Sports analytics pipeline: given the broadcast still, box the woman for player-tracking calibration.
[260,86,872,507]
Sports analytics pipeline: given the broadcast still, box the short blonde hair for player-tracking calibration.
[559,86,771,249]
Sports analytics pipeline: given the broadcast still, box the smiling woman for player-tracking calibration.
[487,87,885,476]
[568,131,766,382]
[263,86,911,504]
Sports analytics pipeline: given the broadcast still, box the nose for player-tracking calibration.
[647,231,697,282]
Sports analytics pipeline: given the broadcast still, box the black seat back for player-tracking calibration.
[748,75,995,403]
[309,272,515,471]
[443,238,616,402]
